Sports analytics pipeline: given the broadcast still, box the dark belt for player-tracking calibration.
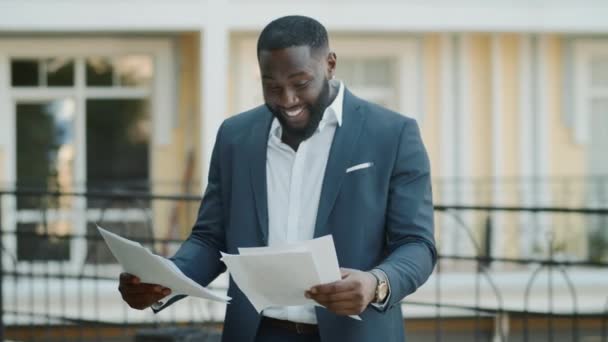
[261,316,319,335]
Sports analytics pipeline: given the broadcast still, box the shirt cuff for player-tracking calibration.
[370,268,391,310]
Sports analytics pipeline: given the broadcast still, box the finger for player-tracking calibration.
[310,280,357,295]
[119,273,140,285]
[340,268,353,278]
[127,296,162,310]
[122,289,164,300]
[122,290,169,310]
[307,290,360,303]
[139,285,171,295]
[309,291,366,309]
[119,283,159,292]
[120,287,160,295]
[120,284,171,295]
[119,272,132,283]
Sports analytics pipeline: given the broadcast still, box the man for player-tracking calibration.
[119,15,436,342]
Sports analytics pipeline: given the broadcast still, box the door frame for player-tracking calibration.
[0,37,175,274]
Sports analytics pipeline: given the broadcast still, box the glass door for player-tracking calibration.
[15,98,76,263]
[0,39,173,275]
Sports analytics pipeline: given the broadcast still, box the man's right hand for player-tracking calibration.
[118,273,172,310]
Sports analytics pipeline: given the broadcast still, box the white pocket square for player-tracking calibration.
[346,162,374,173]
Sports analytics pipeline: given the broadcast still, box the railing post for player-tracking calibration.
[0,193,4,341]
[481,215,493,269]
[493,313,509,342]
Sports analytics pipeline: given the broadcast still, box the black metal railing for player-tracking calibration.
[0,189,607,341]
[429,204,608,342]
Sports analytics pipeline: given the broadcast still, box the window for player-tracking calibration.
[86,99,151,194]
[0,39,174,273]
[11,58,75,87]
[572,41,608,184]
[86,56,153,87]
[573,41,608,157]
[572,40,608,261]
[336,57,397,109]
[16,99,75,261]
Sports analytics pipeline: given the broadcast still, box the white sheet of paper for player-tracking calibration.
[226,235,361,320]
[238,236,342,288]
[221,250,319,312]
[97,225,230,303]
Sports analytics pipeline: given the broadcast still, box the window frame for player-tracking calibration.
[330,37,422,119]
[572,40,608,146]
[0,38,175,275]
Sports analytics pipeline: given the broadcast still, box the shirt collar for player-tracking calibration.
[269,81,344,140]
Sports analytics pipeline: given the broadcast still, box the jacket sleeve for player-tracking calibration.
[153,122,228,313]
[375,119,437,312]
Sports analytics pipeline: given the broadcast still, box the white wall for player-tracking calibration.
[1,0,608,32]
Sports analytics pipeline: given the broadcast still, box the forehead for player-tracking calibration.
[258,46,323,78]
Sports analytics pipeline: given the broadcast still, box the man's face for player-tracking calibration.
[258,45,335,140]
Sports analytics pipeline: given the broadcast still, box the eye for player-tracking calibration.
[294,80,310,89]
[265,84,282,93]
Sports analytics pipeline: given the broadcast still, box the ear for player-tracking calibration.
[326,52,337,79]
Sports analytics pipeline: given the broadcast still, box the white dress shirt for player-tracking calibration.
[262,82,345,324]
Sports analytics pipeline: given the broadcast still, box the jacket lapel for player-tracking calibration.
[249,108,274,245]
[314,89,366,238]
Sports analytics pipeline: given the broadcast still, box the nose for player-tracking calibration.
[279,88,299,108]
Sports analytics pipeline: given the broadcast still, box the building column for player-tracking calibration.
[0,54,10,184]
[440,34,457,258]
[491,34,504,260]
[200,1,229,188]
[536,35,552,253]
[439,34,473,257]
[519,34,535,257]
[519,34,552,256]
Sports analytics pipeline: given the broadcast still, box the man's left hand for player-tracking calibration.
[305,267,377,316]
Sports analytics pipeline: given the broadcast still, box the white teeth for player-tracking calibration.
[285,108,303,117]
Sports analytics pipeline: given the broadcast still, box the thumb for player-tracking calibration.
[340,268,352,279]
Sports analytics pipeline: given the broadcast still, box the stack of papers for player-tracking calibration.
[97,226,359,320]
[97,225,230,303]
[221,235,361,320]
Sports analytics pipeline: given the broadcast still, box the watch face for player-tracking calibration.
[377,282,388,301]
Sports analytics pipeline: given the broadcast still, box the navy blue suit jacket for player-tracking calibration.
[165,89,436,342]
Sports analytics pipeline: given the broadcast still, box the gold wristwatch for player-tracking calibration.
[369,269,389,303]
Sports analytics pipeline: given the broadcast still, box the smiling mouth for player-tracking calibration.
[283,107,305,118]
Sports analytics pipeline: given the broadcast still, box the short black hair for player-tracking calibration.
[257,15,329,56]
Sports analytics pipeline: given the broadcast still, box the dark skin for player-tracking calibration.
[119,45,378,316]
[259,45,337,151]
[118,273,171,310]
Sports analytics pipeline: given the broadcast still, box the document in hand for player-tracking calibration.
[220,235,360,320]
[97,225,230,304]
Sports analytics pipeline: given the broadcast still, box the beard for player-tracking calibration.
[266,78,332,141]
